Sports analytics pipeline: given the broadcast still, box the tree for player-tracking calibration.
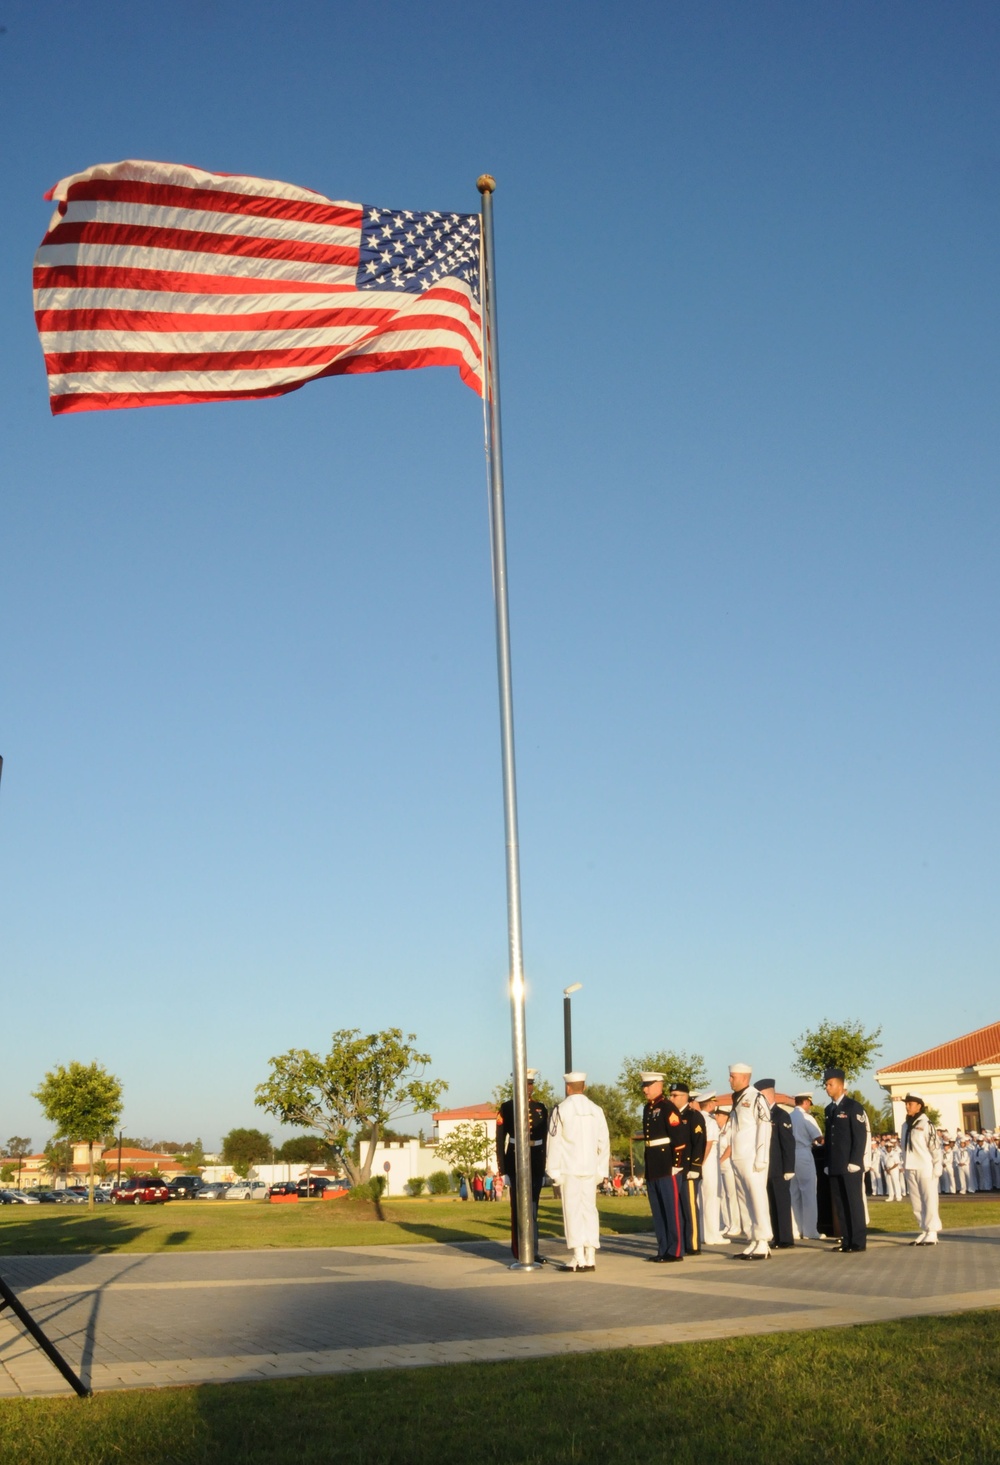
[275,1135,334,1165]
[33,1062,123,1209]
[5,1137,32,1190]
[585,1084,640,1163]
[618,1051,708,1104]
[255,1029,447,1186]
[792,1020,883,1085]
[434,1121,493,1194]
[221,1127,271,1178]
[0,1163,14,1184]
[491,1076,560,1111]
[42,1138,73,1186]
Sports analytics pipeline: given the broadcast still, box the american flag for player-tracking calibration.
[33,160,483,415]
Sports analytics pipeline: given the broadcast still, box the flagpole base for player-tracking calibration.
[508,1260,543,1272]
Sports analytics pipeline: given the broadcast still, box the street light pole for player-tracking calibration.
[562,983,582,1074]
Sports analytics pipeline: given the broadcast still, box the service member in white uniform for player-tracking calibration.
[692,1091,725,1245]
[789,1093,822,1239]
[721,1063,773,1259]
[546,1072,611,1273]
[900,1092,943,1245]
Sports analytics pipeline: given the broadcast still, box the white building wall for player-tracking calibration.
[371,1139,454,1196]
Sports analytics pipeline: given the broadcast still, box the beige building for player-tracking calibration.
[875,1020,1000,1134]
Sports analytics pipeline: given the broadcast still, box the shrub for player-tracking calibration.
[349,1175,387,1202]
[427,1170,452,1195]
[406,1176,426,1196]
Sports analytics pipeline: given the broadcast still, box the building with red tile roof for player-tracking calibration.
[876,1020,1000,1134]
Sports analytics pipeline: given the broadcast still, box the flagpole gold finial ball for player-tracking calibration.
[477,174,497,195]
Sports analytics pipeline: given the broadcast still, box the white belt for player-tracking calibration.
[646,1138,671,1148]
[508,1140,543,1147]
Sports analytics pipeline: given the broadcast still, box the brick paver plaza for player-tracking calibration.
[2,1226,999,1396]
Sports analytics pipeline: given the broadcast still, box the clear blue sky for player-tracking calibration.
[2,2,998,1149]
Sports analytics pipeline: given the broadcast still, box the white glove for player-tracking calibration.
[671,1166,684,1177]
[783,1172,794,1181]
[847,1163,860,1173]
[823,1167,829,1175]
[685,1170,700,1180]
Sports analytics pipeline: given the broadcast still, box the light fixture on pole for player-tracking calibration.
[563,983,583,1074]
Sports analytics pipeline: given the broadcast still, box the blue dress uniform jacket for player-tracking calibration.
[824,1094,868,1251]
[766,1103,797,1246]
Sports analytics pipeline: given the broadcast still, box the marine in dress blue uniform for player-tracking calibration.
[822,1066,868,1252]
[669,1082,706,1254]
[495,1070,549,1260]
[641,1074,687,1262]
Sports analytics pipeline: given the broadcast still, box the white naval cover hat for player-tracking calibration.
[563,1071,587,1084]
[639,1071,665,1083]
[693,1090,716,1103]
[903,1092,926,1104]
[729,1062,752,1074]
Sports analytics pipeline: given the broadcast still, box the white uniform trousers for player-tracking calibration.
[731,1158,772,1243]
[558,1175,601,1254]
[885,1164,905,1202]
[698,1157,725,1245]
[721,1161,750,1236]
[790,1155,820,1238]
[906,1170,941,1237]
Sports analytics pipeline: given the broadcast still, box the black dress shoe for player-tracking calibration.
[775,1242,795,1249]
[661,1254,684,1262]
[556,1263,580,1272]
[580,1265,596,1272]
[646,1255,667,1263]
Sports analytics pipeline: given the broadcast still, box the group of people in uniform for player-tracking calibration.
[869,1129,1000,1198]
[496,1064,966,1268]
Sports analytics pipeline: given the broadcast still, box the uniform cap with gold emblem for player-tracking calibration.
[693,1090,716,1103]
[639,1071,665,1084]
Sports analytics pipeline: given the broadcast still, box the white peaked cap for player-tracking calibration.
[526,1069,539,1080]
[693,1090,716,1103]
[564,1072,587,1084]
[729,1062,752,1074]
[639,1071,665,1083]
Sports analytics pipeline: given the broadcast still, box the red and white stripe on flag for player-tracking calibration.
[33,160,484,414]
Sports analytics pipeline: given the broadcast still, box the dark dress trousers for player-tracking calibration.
[766,1102,797,1246]
[496,1097,548,1259]
[824,1095,868,1250]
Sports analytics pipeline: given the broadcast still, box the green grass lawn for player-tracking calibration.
[0,1193,996,1255]
[1,1310,998,1464]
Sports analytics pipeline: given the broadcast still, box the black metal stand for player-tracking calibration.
[0,1271,91,1397]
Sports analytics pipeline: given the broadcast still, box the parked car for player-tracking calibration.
[267,1181,298,1198]
[225,1181,268,1201]
[196,1182,231,1200]
[34,1190,63,1204]
[0,1189,40,1205]
[166,1175,204,1200]
[110,1176,170,1206]
[297,1176,348,1198]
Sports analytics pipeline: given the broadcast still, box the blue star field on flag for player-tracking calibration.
[356,206,481,299]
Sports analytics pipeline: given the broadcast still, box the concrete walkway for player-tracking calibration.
[2,1227,999,1397]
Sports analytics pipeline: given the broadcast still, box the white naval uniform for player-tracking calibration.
[883,1145,905,1201]
[901,1112,943,1240]
[976,1143,994,1191]
[697,1111,725,1245]
[991,1141,1000,1189]
[789,1106,822,1238]
[722,1086,773,1249]
[546,1092,611,1265]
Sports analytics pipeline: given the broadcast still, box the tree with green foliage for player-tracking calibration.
[584,1084,640,1163]
[433,1121,493,1195]
[33,1061,123,1209]
[275,1135,335,1165]
[792,1020,883,1085]
[0,1163,14,1184]
[491,1076,560,1111]
[4,1137,32,1190]
[255,1028,447,1186]
[221,1127,272,1178]
[618,1051,708,1104]
[42,1138,72,1186]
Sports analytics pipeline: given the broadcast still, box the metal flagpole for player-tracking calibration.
[477,175,538,1271]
